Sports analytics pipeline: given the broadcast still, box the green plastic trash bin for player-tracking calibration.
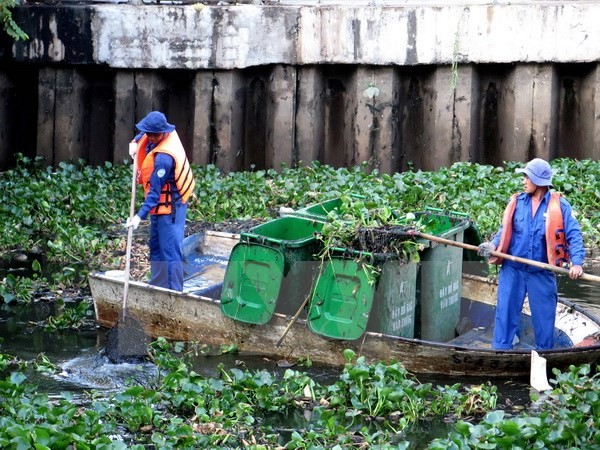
[422,206,488,276]
[307,249,376,340]
[292,194,365,221]
[307,248,418,340]
[414,212,470,342]
[220,216,324,324]
[220,242,284,325]
[463,221,489,277]
[367,257,418,338]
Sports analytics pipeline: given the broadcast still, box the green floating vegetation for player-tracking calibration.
[0,155,598,299]
[0,341,599,448]
[429,364,600,449]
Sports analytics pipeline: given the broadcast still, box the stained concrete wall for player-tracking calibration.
[12,3,599,69]
[0,2,599,171]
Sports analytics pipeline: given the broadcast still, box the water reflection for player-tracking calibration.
[557,265,600,316]
[0,302,98,360]
[0,301,341,394]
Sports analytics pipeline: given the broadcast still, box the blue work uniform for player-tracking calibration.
[135,135,188,291]
[491,191,585,350]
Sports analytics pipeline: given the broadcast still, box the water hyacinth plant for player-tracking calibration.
[1,154,598,279]
[0,340,499,448]
[0,340,598,448]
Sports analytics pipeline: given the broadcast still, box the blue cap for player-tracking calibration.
[135,111,175,134]
[515,158,553,187]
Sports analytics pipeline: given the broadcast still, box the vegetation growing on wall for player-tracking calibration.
[0,0,27,41]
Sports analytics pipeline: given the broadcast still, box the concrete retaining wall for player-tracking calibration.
[0,2,599,171]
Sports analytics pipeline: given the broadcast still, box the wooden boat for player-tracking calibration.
[89,231,600,377]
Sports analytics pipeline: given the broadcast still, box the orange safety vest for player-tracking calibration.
[490,192,570,267]
[135,131,196,215]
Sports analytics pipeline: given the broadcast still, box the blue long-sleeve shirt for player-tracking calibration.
[134,133,179,220]
[491,191,585,271]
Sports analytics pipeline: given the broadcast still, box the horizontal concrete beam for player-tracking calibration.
[7,2,600,69]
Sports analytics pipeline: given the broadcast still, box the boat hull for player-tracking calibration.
[89,272,600,377]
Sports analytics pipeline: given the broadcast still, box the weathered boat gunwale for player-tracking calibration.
[89,270,600,377]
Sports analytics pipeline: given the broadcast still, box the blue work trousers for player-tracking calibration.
[148,202,187,291]
[493,264,557,350]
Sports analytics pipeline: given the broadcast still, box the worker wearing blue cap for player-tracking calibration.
[478,158,585,350]
[125,111,196,291]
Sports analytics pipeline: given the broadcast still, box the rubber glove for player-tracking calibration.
[128,142,138,159]
[279,206,295,216]
[125,215,141,230]
[478,242,495,258]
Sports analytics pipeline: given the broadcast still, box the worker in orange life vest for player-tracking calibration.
[477,158,585,350]
[125,111,196,291]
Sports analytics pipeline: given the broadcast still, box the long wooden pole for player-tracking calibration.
[275,294,311,348]
[122,150,138,319]
[416,231,600,284]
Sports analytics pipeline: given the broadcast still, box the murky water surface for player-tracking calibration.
[556,265,600,312]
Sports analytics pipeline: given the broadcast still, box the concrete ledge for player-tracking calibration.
[7,3,600,69]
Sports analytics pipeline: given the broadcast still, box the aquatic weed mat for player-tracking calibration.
[352,225,416,254]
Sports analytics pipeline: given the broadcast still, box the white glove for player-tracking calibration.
[478,242,495,258]
[128,142,138,159]
[279,206,295,216]
[125,215,141,230]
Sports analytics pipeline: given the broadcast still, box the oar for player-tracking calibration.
[104,145,148,363]
[411,230,600,284]
[276,293,312,347]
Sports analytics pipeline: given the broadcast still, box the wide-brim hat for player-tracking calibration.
[135,111,176,134]
[515,158,553,187]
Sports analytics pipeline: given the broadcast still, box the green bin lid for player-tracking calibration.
[292,194,366,220]
[220,242,284,325]
[307,255,376,340]
[241,216,324,249]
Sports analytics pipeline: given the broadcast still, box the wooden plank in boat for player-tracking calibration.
[202,231,239,257]
[193,264,226,285]
[460,274,498,306]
